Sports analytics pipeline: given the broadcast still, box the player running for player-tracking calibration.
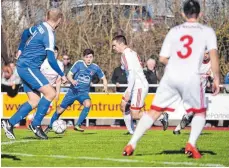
[25,46,64,127]
[1,8,67,140]
[44,49,108,133]
[123,0,220,159]
[112,35,149,135]
[161,51,213,134]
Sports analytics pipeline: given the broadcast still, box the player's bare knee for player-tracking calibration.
[131,111,140,120]
[120,102,126,113]
[83,100,91,108]
[57,106,65,115]
[28,101,39,109]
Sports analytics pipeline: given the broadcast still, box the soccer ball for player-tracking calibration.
[52,120,67,134]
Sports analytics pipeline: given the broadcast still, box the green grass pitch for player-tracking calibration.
[1,128,229,167]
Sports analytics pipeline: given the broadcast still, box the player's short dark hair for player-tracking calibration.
[83,49,94,57]
[112,35,127,45]
[183,0,200,19]
[54,46,59,51]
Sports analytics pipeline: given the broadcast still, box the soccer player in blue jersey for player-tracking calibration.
[1,8,67,140]
[44,49,108,133]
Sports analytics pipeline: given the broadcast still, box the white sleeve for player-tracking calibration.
[122,52,135,92]
[159,29,173,58]
[206,28,217,51]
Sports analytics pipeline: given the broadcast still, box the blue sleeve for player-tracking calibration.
[47,50,64,77]
[18,26,36,51]
[69,62,79,75]
[43,29,55,52]
[96,66,105,79]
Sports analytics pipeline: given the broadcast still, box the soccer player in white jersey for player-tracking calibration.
[112,35,149,135]
[123,0,220,159]
[25,46,63,127]
[161,51,213,134]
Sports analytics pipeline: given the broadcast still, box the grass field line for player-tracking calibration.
[1,139,40,145]
[2,152,225,167]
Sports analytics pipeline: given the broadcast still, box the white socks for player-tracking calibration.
[128,113,154,148]
[174,123,181,131]
[188,114,206,147]
[124,114,134,134]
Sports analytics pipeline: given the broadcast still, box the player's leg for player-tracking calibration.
[123,80,180,156]
[183,79,206,159]
[1,78,40,139]
[74,94,91,132]
[45,89,76,133]
[121,90,135,135]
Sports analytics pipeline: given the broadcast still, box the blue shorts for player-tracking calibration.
[60,89,90,109]
[17,67,49,93]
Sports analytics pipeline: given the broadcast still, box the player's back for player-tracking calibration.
[122,48,148,88]
[163,22,216,80]
[17,22,55,69]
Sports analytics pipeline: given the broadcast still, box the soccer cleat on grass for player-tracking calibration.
[1,120,16,140]
[173,130,181,135]
[123,144,134,156]
[43,126,52,134]
[74,125,84,132]
[185,143,202,159]
[160,113,169,131]
[29,124,48,139]
[123,132,133,135]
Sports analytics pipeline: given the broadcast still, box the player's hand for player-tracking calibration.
[124,91,131,102]
[55,95,59,102]
[15,50,22,59]
[71,80,78,86]
[212,78,220,96]
[103,85,109,94]
[61,76,68,84]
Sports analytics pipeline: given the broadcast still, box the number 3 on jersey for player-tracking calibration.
[177,35,193,59]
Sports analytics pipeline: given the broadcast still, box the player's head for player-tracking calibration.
[54,46,59,59]
[146,58,156,71]
[112,35,127,53]
[62,53,70,65]
[46,8,63,29]
[182,0,201,20]
[203,51,210,62]
[83,49,94,65]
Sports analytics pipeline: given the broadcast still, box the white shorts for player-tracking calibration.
[151,74,206,113]
[122,87,148,111]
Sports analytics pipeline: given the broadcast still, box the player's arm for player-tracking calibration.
[43,31,66,81]
[96,66,108,93]
[55,76,61,101]
[67,62,79,86]
[17,27,36,59]
[207,28,220,95]
[159,29,173,65]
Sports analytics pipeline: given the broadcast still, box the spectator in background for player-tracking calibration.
[63,53,72,75]
[111,65,128,92]
[1,62,22,97]
[144,58,159,93]
[61,53,72,92]
[111,64,128,127]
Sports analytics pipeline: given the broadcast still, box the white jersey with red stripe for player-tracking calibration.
[121,48,148,110]
[40,59,64,85]
[121,48,148,91]
[151,22,217,113]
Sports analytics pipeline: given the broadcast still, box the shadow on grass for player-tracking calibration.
[156,148,216,155]
[22,136,63,140]
[183,132,212,135]
[1,154,21,161]
[82,133,97,135]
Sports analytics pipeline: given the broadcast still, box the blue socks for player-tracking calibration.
[32,97,51,126]
[49,111,60,128]
[9,102,32,126]
[76,107,90,126]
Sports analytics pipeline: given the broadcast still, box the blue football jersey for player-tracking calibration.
[17,22,55,69]
[69,60,104,93]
